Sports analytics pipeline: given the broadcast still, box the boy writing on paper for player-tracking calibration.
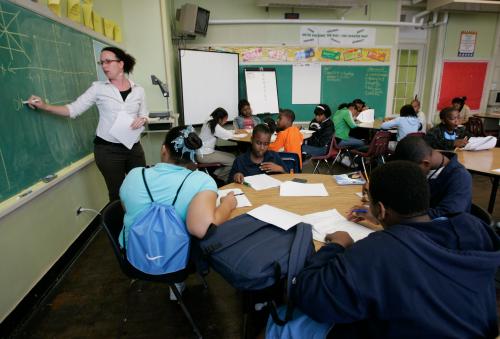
[266,161,500,338]
[229,124,286,184]
[268,109,304,168]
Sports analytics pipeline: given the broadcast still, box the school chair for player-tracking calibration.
[406,132,426,138]
[278,152,301,173]
[470,203,494,228]
[349,130,392,179]
[101,200,203,339]
[308,137,347,174]
[465,117,486,137]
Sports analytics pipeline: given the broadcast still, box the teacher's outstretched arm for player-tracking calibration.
[27,95,70,117]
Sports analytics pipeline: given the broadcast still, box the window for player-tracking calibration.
[393,49,419,114]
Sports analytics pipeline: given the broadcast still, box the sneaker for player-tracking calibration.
[169,282,186,301]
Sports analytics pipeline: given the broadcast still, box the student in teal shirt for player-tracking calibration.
[119,126,237,248]
[332,103,365,148]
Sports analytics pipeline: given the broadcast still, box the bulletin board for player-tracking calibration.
[437,61,488,110]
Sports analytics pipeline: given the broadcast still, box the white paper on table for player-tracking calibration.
[232,133,248,138]
[292,63,321,104]
[356,109,375,123]
[302,209,374,242]
[247,204,302,231]
[493,168,500,173]
[280,181,328,197]
[244,174,282,191]
[217,188,252,208]
[109,114,144,149]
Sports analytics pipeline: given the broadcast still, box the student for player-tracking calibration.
[411,96,428,132]
[267,161,500,338]
[119,126,237,298]
[452,96,472,123]
[352,98,368,113]
[268,109,304,168]
[233,99,261,130]
[28,47,148,201]
[196,107,236,182]
[332,103,365,148]
[229,124,286,183]
[381,104,421,141]
[302,104,334,157]
[425,107,471,150]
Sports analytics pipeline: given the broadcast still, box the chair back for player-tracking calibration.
[470,203,494,228]
[365,131,392,157]
[406,132,425,138]
[279,152,301,173]
[101,200,188,283]
[465,117,485,137]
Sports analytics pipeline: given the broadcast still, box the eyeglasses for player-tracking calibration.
[97,59,120,65]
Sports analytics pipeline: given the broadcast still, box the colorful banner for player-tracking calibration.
[216,46,391,63]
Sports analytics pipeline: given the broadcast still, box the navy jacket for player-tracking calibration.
[428,154,472,219]
[292,213,500,338]
[227,150,286,183]
[425,124,471,150]
[307,118,334,148]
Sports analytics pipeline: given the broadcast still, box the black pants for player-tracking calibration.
[94,142,146,202]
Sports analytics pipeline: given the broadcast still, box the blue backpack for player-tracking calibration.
[126,168,193,275]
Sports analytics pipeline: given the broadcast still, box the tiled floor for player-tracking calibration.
[9,165,500,339]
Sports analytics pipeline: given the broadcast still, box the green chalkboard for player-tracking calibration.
[239,64,389,121]
[0,0,99,201]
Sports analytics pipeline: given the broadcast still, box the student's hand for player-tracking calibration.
[347,205,379,225]
[361,183,369,203]
[220,191,237,210]
[260,162,284,173]
[325,231,354,248]
[130,116,148,129]
[454,137,468,148]
[27,95,46,110]
[383,116,395,122]
[233,172,244,184]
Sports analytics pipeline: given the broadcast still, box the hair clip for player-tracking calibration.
[171,126,196,163]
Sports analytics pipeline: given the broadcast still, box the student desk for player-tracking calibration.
[229,129,313,143]
[457,148,500,213]
[221,173,381,250]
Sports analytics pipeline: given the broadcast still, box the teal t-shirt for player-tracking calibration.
[332,108,357,140]
[119,163,218,247]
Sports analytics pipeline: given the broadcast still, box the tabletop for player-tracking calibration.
[230,128,313,143]
[356,120,384,129]
[474,113,500,120]
[456,148,500,176]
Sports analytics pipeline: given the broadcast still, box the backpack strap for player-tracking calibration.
[142,168,193,205]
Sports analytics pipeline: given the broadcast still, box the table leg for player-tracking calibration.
[488,176,499,213]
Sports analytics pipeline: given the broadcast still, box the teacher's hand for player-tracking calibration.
[130,116,147,129]
[27,95,46,110]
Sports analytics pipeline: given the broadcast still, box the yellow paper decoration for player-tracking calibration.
[92,11,103,34]
[82,3,93,29]
[47,0,61,17]
[113,25,122,42]
[67,0,81,23]
[103,19,115,39]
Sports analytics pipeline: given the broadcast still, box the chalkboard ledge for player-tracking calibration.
[0,154,95,219]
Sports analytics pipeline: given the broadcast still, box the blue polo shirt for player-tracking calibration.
[119,163,217,247]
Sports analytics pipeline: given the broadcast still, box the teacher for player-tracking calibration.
[28,47,148,201]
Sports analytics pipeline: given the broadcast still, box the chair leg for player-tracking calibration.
[331,152,341,167]
[169,283,203,339]
[313,160,321,174]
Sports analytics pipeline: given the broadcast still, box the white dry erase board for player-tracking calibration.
[244,68,280,114]
[179,49,239,125]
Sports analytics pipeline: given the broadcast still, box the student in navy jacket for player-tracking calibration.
[393,135,471,218]
[266,161,500,338]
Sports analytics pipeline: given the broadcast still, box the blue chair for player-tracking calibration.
[278,152,301,173]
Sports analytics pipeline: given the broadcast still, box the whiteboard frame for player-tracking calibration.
[244,67,280,114]
[179,49,240,125]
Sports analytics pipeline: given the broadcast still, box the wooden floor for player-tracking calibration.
[8,163,500,339]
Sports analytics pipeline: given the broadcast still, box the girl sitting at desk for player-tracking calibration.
[233,99,261,130]
[197,108,236,183]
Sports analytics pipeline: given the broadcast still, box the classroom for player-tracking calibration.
[1,0,500,338]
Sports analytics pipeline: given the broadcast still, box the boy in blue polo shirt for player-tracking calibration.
[229,124,286,184]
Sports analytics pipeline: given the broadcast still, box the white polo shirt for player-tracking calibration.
[66,80,148,143]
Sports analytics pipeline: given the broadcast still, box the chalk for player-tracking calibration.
[42,174,57,183]
[22,99,40,104]
[18,190,33,198]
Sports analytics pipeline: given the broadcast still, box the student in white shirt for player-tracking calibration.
[196,107,236,183]
[28,47,147,201]
[411,96,428,132]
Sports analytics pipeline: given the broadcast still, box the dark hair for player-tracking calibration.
[369,161,430,216]
[252,123,271,137]
[439,107,458,121]
[208,107,228,134]
[353,99,366,106]
[337,103,348,110]
[400,104,417,117]
[101,47,136,73]
[314,104,331,118]
[451,96,466,105]
[347,102,356,108]
[263,117,277,134]
[238,99,250,115]
[163,126,202,165]
[280,109,295,122]
[393,136,433,163]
